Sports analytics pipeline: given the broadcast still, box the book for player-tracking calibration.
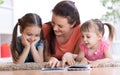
[41,64,90,71]
[41,67,66,71]
[67,64,91,71]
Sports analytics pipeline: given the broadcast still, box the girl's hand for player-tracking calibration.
[46,57,60,68]
[21,34,30,48]
[31,38,39,47]
[80,57,88,65]
[62,52,75,67]
[88,60,99,68]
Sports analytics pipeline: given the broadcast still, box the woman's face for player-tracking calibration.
[51,13,74,37]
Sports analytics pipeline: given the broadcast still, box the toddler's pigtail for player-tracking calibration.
[104,23,115,42]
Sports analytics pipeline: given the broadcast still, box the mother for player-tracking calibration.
[42,0,81,68]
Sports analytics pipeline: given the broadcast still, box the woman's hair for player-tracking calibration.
[52,0,80,26]
[11,13,44,61]
[49,0,81,54]
[80,19,115,41]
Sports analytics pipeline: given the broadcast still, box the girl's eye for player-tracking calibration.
[87,36,90,38]
[27,33,32,36]
[35,34,40,37]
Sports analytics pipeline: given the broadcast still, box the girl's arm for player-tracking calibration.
[14,35,31,64]
[99,49,113,63]
[89,49,113,68]
[76,50,88,64]
[30,44,44,63]
[14,47,30,64]
[74,39,90,65]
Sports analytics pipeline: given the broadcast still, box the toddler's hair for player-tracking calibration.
[80,19,115,41]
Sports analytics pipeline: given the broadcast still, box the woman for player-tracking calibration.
[42,0,81,68]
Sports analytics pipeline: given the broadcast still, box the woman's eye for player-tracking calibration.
[58,25,63,28]
[51,22,55,26]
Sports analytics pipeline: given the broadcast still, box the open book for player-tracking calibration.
[41,64,90,71]
[67,64,90,71]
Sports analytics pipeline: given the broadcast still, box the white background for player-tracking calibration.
[13,0,106,25]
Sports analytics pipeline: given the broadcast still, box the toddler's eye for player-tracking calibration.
[87,36,90,38]
[82,35,84,38]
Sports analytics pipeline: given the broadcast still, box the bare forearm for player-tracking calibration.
[15,47,30,64]
[96,58,113,64]
[72,54,77,59]
[31,46,43,63]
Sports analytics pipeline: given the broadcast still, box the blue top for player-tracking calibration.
[16,36,44,62]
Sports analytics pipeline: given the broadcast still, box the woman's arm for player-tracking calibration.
[44,50,60,68]
[44,41,61,68]
[61,40,81,67]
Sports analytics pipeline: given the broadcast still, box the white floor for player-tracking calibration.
[0,57,13,63]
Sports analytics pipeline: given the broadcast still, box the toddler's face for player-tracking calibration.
[22,25,41,44]
[81,31,101,49]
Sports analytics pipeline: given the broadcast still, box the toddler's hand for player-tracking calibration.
[62,52,75,67]
[88,60,99,68]
[80,58,88,65]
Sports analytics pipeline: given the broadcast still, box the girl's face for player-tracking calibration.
[51,13,74,37]
[21,25,41,44]
[81,30,101,49]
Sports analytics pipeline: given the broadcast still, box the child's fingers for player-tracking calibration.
[62,59,66,68]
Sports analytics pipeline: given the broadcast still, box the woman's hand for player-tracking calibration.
[46,57,60,68]
[62,52,75,67]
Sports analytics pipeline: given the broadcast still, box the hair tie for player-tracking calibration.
[18,18,22,26]
[102,23,104,26]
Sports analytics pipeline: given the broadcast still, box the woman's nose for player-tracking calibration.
[53,25,58,31]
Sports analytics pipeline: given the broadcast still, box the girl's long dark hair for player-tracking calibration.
[11,13,44,62]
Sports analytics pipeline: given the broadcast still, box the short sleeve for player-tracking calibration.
[101,39,110,52]
[36,40,44,50]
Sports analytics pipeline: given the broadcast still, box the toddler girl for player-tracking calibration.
[76,19,115,67]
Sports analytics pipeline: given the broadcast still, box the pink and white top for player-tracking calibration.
[79,39,110,61]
